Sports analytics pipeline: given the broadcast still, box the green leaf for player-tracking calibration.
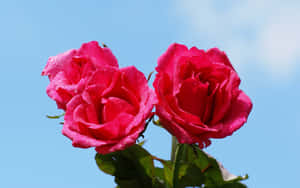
[121,145,155,180]
[154,167,164,182]
[202,153,247,186]
[171,144,248,187]
[137,140,146,146]
[177,163,205,187]
[115,178,140,188]
[154,168,167,188]
[158,160,173,188]
[205,182,247,188]
[46,113,64,119]
[96,143,248,188]
[95,144,163,188]
[172,144,206,188]
[184,144,248,187]
[95,153,117,175]
[95,152,138,179]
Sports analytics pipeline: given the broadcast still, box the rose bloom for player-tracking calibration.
[42,41,118,110]
[63,66,156,154]
[154,43,252,148]
[42,41,156,154]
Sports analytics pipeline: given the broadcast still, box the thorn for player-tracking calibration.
[145,113,154,127]
[152,117,161,126]
[102,43,108,48]
[147,71,154,81]
[201,164,211,173]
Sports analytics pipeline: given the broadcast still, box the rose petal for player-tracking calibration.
[95,120,145,154]
[78,41,118,68]
[156,43,188,78]
[103,72,140,111]
[89,113,135,140]
[120,66,149,101]
[210,71,240,125]
[177,78,209,117]
[42,49,77,80]
[102,97,136,123]
[46,71,76,109]
[63,96,115,148]
[206,48,234,70]
[209,91,253,138]
[156,105,195,144]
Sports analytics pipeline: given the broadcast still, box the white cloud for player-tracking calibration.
[173,0,300,78]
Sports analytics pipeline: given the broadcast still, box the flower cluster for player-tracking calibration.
[42,41,156,154]
[42,41,252,154]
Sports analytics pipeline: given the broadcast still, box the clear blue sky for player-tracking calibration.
[1,0,300,187]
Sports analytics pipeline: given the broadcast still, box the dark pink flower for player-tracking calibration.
[154,43,252,148]
[62,66,156,154]
[42,41,118,110]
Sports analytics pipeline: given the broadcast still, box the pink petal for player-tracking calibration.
[102,97,137,123]
[63,96,115,148]
[210,91,252,138]
[95,121,145,154]
[42,49,77,80]
[78,41,118,68]
[156,43,188,78]
[176,78,209,117]
[210,71,241,125]
[120,66,149,101]
[206,48,234,70]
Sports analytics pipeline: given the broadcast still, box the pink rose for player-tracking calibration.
[62,65,156,154]
[42,41,118,110]
[153,43,252,148]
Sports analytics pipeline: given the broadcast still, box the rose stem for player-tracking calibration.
[171,136,179,162]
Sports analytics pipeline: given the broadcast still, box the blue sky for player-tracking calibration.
[1,0,299,187]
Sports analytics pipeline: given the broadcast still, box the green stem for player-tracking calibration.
[171,136,178,162]
[173,144,184,188]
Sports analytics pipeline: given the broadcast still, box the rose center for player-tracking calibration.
[99,95,138,124]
